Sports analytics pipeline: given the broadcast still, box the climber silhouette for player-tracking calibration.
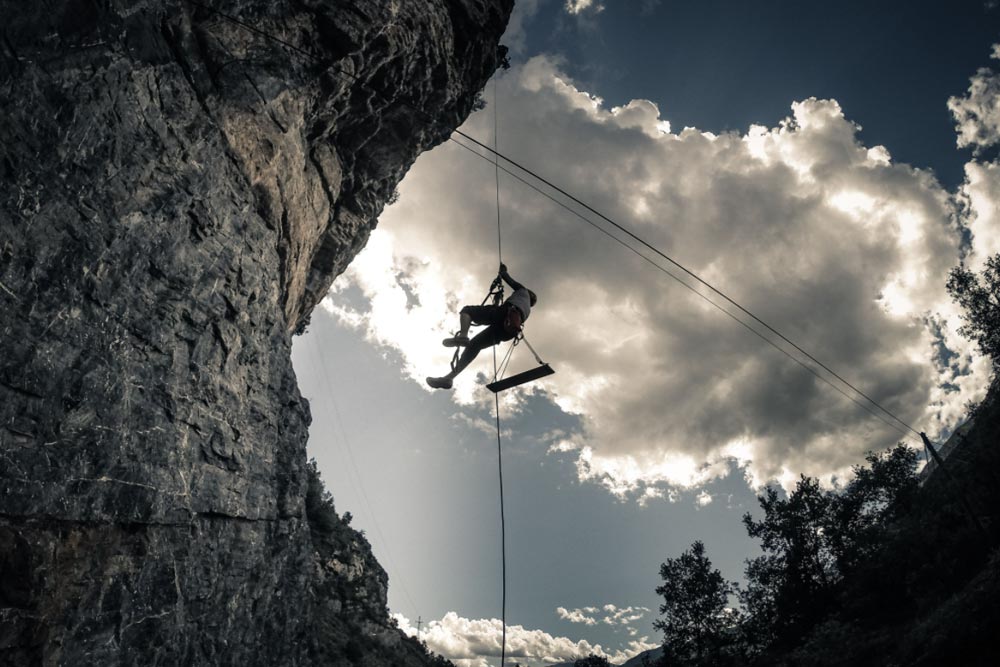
[426,263,537,390]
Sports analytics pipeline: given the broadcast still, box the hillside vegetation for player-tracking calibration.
[647,256,1000,667]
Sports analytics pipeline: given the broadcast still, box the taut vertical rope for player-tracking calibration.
[493,358,506,667]
[490,71,507,667]
[494,72,503,265]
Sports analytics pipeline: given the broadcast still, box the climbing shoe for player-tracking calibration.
[426,376,454,390]
[442,335,470,347]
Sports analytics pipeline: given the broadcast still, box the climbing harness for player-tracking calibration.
[446,272,555,394]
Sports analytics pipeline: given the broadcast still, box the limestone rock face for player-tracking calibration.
[0,1,512,664]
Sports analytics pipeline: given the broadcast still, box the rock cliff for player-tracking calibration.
[0,1,512,664]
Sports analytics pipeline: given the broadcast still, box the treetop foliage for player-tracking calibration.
[947,254,1000,370]
[654,445,923,666]
[649,254,1000,666]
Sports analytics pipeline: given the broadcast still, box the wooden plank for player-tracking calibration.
[486,364,555,393]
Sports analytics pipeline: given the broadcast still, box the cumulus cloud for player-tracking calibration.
[326,55,992,498]
[502,0,543,55]
[601,604,650,627]
[948,44,1000,151]
[557,606,599,625]
[565,0,604,15]
[558,604,650,629]
[952,55,1000,270]
[960,160,1000,271]
[393,612,656,666]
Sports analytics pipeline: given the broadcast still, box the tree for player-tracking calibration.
[947,254,1000,370]
[575,655,612,667]
[648,447,920,664]
[738,446,919,656]
[740,476,836,652]
[826,445,919,574]
[304,459,339,534]
[654,541,738,663]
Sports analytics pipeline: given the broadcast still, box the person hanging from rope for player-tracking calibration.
[426,263,537,390]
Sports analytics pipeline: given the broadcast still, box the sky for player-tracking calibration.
[291,2,1000,665]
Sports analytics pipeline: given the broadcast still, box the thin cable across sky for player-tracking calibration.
[184,0,928,444]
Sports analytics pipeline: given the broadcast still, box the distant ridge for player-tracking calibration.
[549,646,664,667]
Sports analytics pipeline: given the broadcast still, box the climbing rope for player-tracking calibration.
[492,367,507,667]
[493,74,504,268]
[490,71,508,667]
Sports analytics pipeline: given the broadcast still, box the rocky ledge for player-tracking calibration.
[0,1,512,664]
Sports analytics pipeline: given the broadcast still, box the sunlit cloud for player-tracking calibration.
[558,604,650,629]
[393,611,656,667]
[565,0,604,16]
[961,159,1000,272]
[502,0,543,55]
[326,55,993,499]
[557,606,598,625]
[948,44,1000,151]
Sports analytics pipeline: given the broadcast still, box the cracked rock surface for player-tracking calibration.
[0,0,512,664]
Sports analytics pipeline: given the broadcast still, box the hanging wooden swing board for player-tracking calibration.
[486,362,555,393]
[486,332,555,393]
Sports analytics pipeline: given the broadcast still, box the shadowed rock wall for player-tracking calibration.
[0,1,512,664]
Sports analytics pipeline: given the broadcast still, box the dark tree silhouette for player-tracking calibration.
[741,477,836,652]
[575,654,612,667]
[642,250,1000,665]
[947,254,1000,369]
[651,446,920,665]
[654,541,737,663]
[740,446,918,654]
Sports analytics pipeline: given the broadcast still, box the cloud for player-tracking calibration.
[961,160,1000,271]
[948,44,1000,151]
[565,0,604,16]
[326,55,992,499]
[502,0,543,55]
[558,604,650,629]
[601,604,650,627]
[952,53,1000,271]
[393,612,656,666]
[557,606,599,625]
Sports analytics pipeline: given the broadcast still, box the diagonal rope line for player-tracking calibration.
[181,1,924,442]
[448,132,922,439]
[447,136,914,441]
